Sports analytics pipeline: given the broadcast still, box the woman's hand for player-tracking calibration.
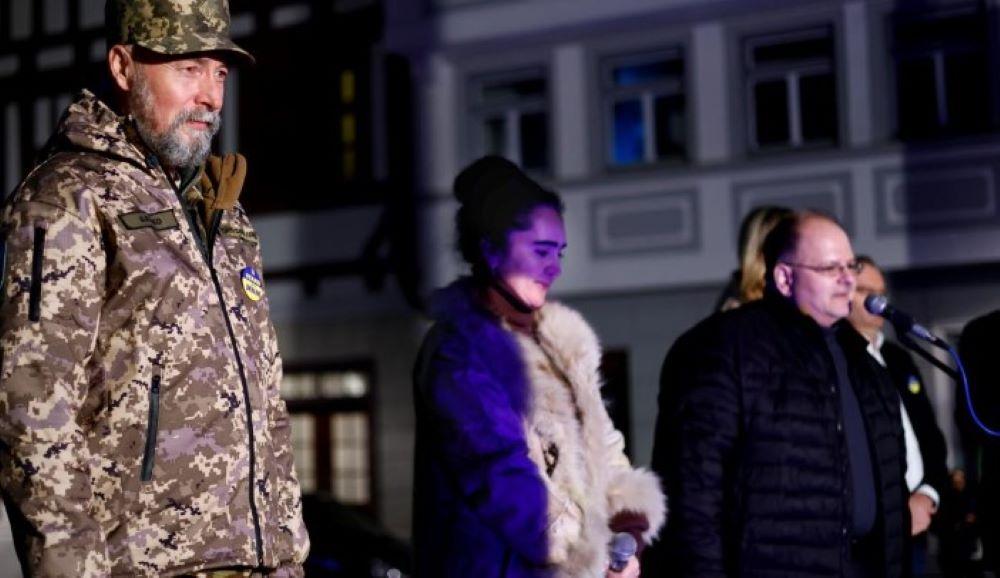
[606,555,640,578]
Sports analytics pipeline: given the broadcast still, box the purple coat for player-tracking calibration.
[412,280,551,578]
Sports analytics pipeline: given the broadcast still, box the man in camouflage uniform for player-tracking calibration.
[0,1,310,576]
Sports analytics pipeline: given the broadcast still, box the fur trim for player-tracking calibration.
[516,299,667,577]
[534,302,603,385]
[426,285,668,575]
[606,467,668,544]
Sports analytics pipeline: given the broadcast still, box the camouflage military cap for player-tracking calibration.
[105,0,253,65]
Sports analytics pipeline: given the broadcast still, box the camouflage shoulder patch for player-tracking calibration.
[119,210,180,231]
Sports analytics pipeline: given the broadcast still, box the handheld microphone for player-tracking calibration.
[863,294,938,344]
[609,532,637,573]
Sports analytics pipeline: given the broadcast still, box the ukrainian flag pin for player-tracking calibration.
[907,376,921,395]
[241,266,264,302]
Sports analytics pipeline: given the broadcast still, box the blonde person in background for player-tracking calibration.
[715,205,793,311]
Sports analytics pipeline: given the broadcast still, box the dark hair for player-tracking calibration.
[762,209,843,292]
[854,255,888,292]
[855,255,877,270]
[453,156,564,279]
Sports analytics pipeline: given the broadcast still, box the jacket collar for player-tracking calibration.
[41,89,161,174]
[761,290,827,336]
[759,291,868,352]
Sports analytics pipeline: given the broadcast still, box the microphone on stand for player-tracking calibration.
[864,295,1000,437]
[864,294,943,346]
[609,532,637,573]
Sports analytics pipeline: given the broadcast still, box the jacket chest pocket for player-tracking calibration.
[112,218,201,287]
[136,344,170,485]
[744,370,835,456]
[140,373,161,482]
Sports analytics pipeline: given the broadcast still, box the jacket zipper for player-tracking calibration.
[141,374,161,481]
[172,172,265,567]
[28,227,45,322]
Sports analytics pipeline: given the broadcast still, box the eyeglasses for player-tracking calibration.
[781,260,863,277]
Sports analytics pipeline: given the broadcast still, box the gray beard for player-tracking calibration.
[129,73,220,170]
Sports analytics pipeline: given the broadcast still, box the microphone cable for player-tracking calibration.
[944,342,1000,437]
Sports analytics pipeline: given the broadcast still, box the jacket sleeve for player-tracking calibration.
[418,330,550,566]
[598,400,666,547]
[261,305,310,570]
[651,320,739,578]
[0,197,110,577]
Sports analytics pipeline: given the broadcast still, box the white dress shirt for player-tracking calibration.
[866,332,940,506]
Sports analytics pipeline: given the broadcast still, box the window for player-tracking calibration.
[0,0,106,194]
[282,363,376,513]
[468,68,549,171]
[339,69,359,181]
[744,27,838,152]
[602,49,686,167]
[891,6,991,139]
[234,3,383,213]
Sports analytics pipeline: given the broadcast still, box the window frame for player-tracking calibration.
[884,2,994,141]
[465,65,553,173]
[742,25,840,153]
[282,359,379,517]
[0,0,106,195]
[599,46,688,169]
[724,3,847,160]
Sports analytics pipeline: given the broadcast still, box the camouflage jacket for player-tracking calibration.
[0,91,309,577]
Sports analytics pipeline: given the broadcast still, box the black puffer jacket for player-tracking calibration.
[648,295,907,578]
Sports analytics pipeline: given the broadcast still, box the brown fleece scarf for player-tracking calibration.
[198,153,247,231]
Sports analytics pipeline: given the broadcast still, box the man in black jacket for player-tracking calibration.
[958,311,1000,574]
[649,211,907,578]
[847,256,950,576]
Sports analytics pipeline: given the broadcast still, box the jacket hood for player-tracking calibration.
[43,90,154,170]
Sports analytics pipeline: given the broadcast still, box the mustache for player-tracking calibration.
[174,108,221,134]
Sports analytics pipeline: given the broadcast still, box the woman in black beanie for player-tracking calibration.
[412,156,665,578]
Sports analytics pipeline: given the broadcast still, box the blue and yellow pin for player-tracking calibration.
[907,375,921,395]
[240,266,264,302]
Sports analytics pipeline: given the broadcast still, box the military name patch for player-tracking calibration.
[119,210,180,231]
[241,267,264,302]
[219,225,259,245]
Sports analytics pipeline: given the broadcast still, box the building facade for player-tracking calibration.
[386,0,1000,535]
